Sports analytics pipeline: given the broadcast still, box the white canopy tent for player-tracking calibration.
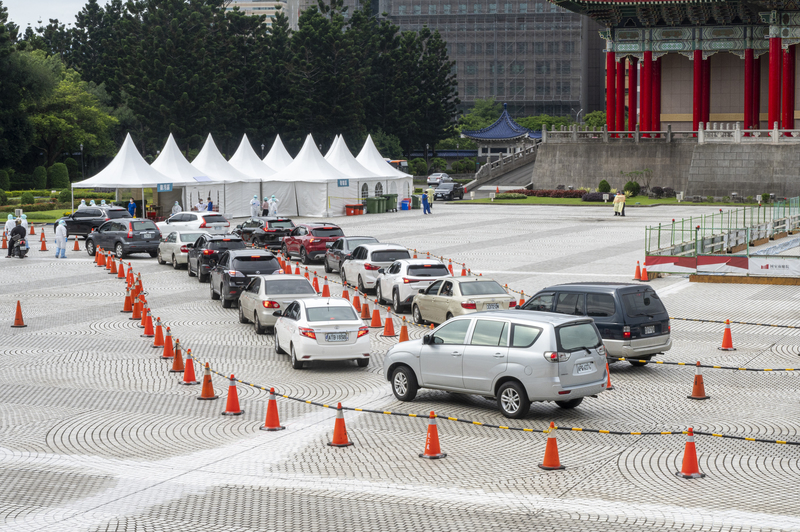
[355,135,414,208]
[263,135,293,172]
[151,133,222,212]
[229,133,276,181]
[324,135,397,212]
[191,134,261,218]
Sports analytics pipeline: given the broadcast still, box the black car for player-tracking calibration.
[233,217,295,249]
[519,283,672,366]
[85,218,161,258]
[209,249,282,308]
[433,183,464,201]
[324,236,379,273]
[187,234,246,283]
[56,206,132,238]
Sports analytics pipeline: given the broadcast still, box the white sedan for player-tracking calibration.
[156,211,230,235]
[158,231,208,268]
[273,298,370,369]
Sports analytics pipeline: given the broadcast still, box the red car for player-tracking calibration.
[281,223,345,264]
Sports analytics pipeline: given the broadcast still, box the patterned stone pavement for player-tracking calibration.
[1,203,799,532]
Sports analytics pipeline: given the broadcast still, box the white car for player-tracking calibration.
[375,259,452,313]
[273,298,370,369]
[340,243,411,293]
[158,231,208,268]
[238,274,320,334]
[156,211,230,235]
[427,173,452,186]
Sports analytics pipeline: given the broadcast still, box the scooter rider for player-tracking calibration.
[6,219,26,258]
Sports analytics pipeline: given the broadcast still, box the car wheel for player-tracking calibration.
[115,243,125,259]
[628,357,651,367]
[148,250,158,258]
[555,397,584,409]
[238,305,248,324]
[392,290,403,314]
[497,381,530,419]
[338,261,343,273]
[376,283,384,304]
[172,255,180,269]
[340,268,347,287]
[275,333,284,354]
[300,247,310,265]
[221,286,233,308]
[412,305,424,324]
[254,313,266,335]
[157,250,166,265]
[210,281,220,300]
[324,257,332,273]
[445,312,454,321]
[86,240,96,256]
[282,244,290,260]
[290,345,303,369]
[358,276,366,294]
[188,260,196,277]
[199,271,209,283]
[356,358,369,367]
[391,366,418,401]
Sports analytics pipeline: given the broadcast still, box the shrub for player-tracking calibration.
[494,193,527,200]
[0,170,9,191]
[450,160,464,173]
[0,190,7,206]
[746,195,754,203]
[430,157,448,172]
[722,196,730,203]
[761,193,770,203]
[409,158,427,176]
[20,192,35,205]
[32,166,47,189]
[651,186,663,198]
[48,163,70,189]
[706,196,715,203]
[623,180,640,197]
[582,192,606,202]
[459,158,476,173]
[64,158,79,180]
[555,184,565,190]
[597,179,611,193]
[58,188,72,203]
[663,187,675,198]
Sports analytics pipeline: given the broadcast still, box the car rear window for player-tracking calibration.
[311,227,344,237]
[436,183,454,190]
[180,233,204,242]
[232,256,280,273]
[202,214,228,223]
[346,238,378,248]
[622,290,667,318]
[131,221,157,231]
[557,322,602,352]
[306,306,357,322]
[268,220,294,229]
[371,249,410,262]
[209,239,245,250]
[264,279,316,295]
[107,210,132,219]
[459,280,506,296]
[407,264,450,277]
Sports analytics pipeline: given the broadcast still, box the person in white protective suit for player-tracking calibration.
[172,201,182,216]
[20,214,29,249]
[268,195,279,217]
[4,214,15,236]
[250,195,260,218]
[55,220,68,258]
[77,200,87,210]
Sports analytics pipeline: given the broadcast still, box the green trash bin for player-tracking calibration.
[411,195,421,209]
[382,194,398,212]
[375,196,387,213]
[364,197,380,214]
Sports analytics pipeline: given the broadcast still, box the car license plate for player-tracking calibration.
[575,362,594,375]
[486,303,499,310]
[143,233,152,238]
[325,332,348,342]
[644,326,655,335]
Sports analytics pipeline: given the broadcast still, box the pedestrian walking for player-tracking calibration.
[426,186,435,211]
[421,191,431,215]
[55,220,68,258]
[613,191,626,217]
[127,198,137,217]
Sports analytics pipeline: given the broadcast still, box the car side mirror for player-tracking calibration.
[378,268,385,274]
[344,254,352,260]
[418,289,425,294]
[422,334,431,345]
[185,243,193,248]
[165,219,170,224]
[236,224,242,229]
[272,311,282,317]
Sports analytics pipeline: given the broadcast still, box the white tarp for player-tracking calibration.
[229,133,276,181]
[191,134,261,218]
[263,135,293,172]
[151,133,221,210]
[354,135,414,209]
[324,135,394,214]
[73,133,170,189]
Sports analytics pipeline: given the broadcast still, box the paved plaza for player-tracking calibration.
[1,203,799,532]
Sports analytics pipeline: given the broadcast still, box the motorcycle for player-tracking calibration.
[10,235,28,258]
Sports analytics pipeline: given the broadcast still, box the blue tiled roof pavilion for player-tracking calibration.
[461,103,534,141]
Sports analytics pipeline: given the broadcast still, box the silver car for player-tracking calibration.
[238,274,320,333]
[157,231,207,268]
[383,311,608,418]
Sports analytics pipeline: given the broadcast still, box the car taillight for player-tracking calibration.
[402,278,412,284]
[266,229,276,232]
[299,327,316,339]
[508,299,517,307]
[623,326,631,340]
[105,217,110,221]
[598,345,606,356]
[203,250,215,255]
[199,220,207,228]
[357,326,369,338]
[180,245,188,253]
[228,270,241,276]
[127,224,133,239]
[364,263,380,271]
[309,238,318,243]
[543,351,570,362]
[461,300,477,309]
[262,300,280,309]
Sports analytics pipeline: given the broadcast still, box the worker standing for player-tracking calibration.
[55,220,68,258]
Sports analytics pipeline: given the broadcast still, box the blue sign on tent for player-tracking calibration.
[157,183,173,192]
[337,179,349,188]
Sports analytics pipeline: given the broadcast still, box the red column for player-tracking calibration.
[606,49,616,132]
[702,57,711,125]
[616,57,626,133]
[628,57,638,134]
[693,49,702,131]
[783,46,792,131]
[744,48,754,134]
[790,45,796,129]
[753,56,761,128]
[769,35,782,129]
[652,57,662,134]
[642,51,652,137]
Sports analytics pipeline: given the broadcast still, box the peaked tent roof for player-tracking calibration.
[356,135,411,177]
[229,134,276,179]
[151,133,221,185]
[269,134,352,183]
[326,135,385,178]
[263,135,294,171]
[192,134,260,183]
[72,133,171,188]
[461,103,534,141]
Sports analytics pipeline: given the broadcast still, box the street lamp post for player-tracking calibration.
[80,143,84,179]
[425,143,429,174]
[261,144,265,158]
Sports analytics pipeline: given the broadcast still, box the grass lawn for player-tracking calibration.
[454,197,751,207]
[0,209,68,223]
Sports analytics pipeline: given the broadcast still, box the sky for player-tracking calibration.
[4,0,109,29]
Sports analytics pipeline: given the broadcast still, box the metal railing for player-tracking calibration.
[472,144,538,185]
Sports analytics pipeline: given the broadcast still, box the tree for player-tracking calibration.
[413,28,459,153]
[516,114,573,132]
[0,169,9,190]
[47,162,69,189]
[64,157,79,179]
[409,158,427,176]
[583,110,606,129]
[32,166,47,188]
[430,157,447,172]
[20,191,34,204]
[459,98,502,131]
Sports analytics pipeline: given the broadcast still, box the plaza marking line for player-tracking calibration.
[669,317,800,330]
[608,356,799,372]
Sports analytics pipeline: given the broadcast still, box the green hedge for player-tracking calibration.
[0,202,70,213]
[494,193,528,200]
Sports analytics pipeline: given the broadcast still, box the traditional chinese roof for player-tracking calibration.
[461,104,535,141]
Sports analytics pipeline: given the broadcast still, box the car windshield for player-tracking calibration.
[202,214,228,223]
[436,184,454,190]
[311,227,344,237]
[180,233,204,242]
[622,290,667,317]
[371,249,410,262]
[264,279,316,295]
[131,221,157,231]
[209,239,245,251]
[231,256,280,273]
[459,281,507,296]
[408,264,450,277]
[268,220,294,229]
[346,238,378,248]
[557,322,602,352]
[306,306,358,322]
[107,210,131,219]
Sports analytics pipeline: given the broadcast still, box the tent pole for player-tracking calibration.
[71,187,74,213]
[142,187,145,218]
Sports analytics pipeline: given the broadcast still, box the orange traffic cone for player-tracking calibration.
[11,300,26,328]
[496,186,500,193]
[117,259,125,279]
[1,233,6,249]
[605,362,614,390]
[448,260,454,275]
[412,250,417,259]
[460,264,467,276]
[519,290,526,307]
[419,411,447,459]
[141,309,155,338]
[39,238,48,252]
[304,267,309,280]
[640,266,649,281]
[687,361,709,400]
[312,274,319,292]
[94,248,101,265]
[322,277,331,297]
[121,288,133,313]
[633,261,642,281]
[29,225,35,236]
[381,309,396,337]
[293,263,300,275]
[675,427,705,479]
[152,317,165,347]
[352,293,362,312]
[98,250,106,266]
[360,299,371,320]
[126,267,134,288]
[73,236,80,251]
[131,295,142,320]
[108,257,117,275]
[179,348,198,384]
[221,374,243,415]
[139,302,148,328]
[161,327,174,359]
[370,306,383,328]
[327,402,353,447]
[260,387,286,431]
[40,229,45,241]
[430,323,435,330]
[197,363,218,399]
[538,422,565,470]
[398,317,409,343]
[341,284,350,301]
[719,319,735,351]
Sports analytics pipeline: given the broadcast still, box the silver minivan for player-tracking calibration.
[383,311,608,418]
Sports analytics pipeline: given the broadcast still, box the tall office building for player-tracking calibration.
[226,0,287,29]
